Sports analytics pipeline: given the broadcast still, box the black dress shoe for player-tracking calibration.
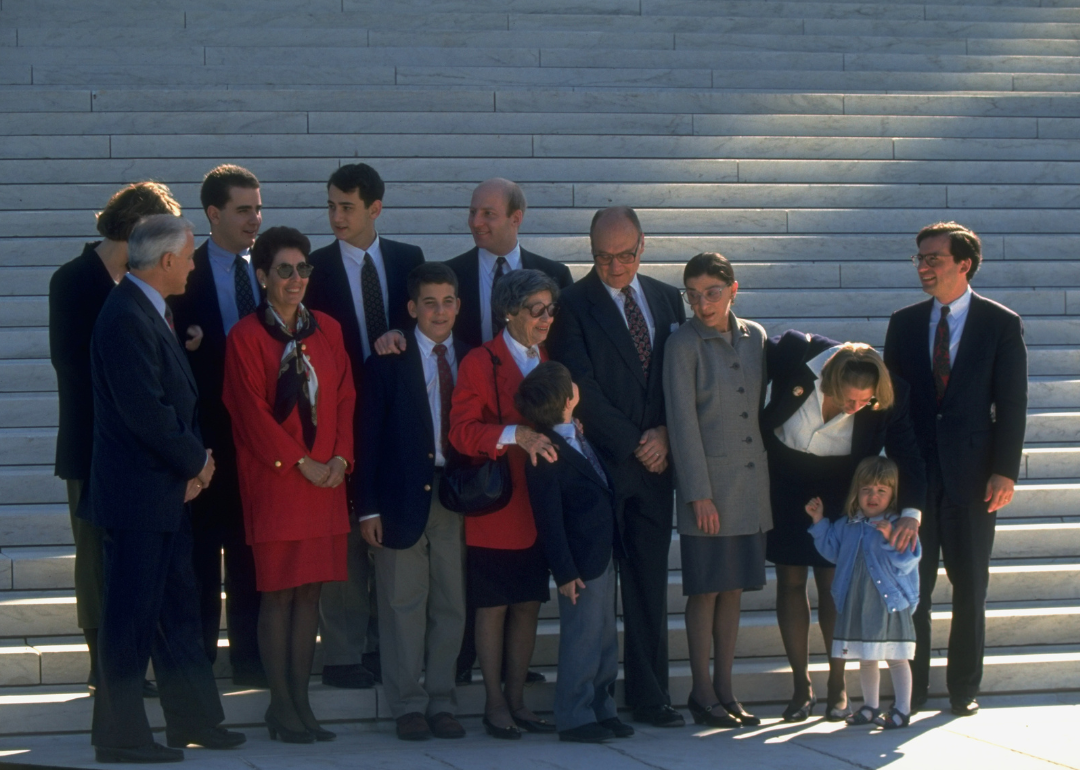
[599,717,635,737]
[321,663,374,689]
[511,710,557,733]
[165,726,246,749]
[686,696,740,728]
[559,722,614,743]
[722,700,761,726]
[950,698,979,717]
[632,704,685,728]
[911,693,929,714]
[95,743,183,763]
[142,679,159,699]
[482,716,521,740]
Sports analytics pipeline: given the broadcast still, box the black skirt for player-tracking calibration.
[467,541,550,608]
[764,434,861,568]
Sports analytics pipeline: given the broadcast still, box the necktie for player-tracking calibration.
[933,305,951,403]
[491,256,508,339]
[433,343,453,456]
[361,252,388,355]
[621,285,652,377]
[234,254,257,319]
[164,305,178,340]
[574,422,607,485]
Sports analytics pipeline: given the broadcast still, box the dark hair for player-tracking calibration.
[515,361,574,432]
[96,182,181,241]
[200,164,259,212]
[407,262,459,302]
[328,163,385,207]
[683,252,735,286]
[590,206,643,241]
[251,226,311,274]
[916,221,982,280]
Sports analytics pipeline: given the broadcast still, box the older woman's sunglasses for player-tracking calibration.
[274,262,314,279]
[523,301,559,319]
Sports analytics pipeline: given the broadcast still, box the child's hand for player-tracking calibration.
[875,520,893,541]
[805,497,824,523]
[559,578,586,605]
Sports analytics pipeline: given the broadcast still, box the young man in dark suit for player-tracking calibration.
[546,206,687,727]
[517,362,634,744]
[49,181,180,697]
[357,262,470,742]
[883,221,1028,717]
[169,164,265,687]
[304,163,425,688]
[87,215,244,763]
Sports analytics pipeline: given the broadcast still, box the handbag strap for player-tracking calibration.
[485,345,503,423]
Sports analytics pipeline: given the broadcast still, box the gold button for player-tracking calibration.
[428,453,434,459]
[274,460,282,467]
[424,484,431,492]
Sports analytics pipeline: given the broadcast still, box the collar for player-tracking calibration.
[553,423,577,443]
[414,326,455,358]
[854,510,896,524]
[502,327,539,362]
[689,312,746,340]
[602,273,645,303]
[807,344,844,380]
[933,285,973,316]
[478,244,521,271]
[207,236,251,267]
[125,273,167,318]
[339,234,382,265]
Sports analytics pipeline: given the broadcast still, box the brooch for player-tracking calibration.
[792,386,804,397]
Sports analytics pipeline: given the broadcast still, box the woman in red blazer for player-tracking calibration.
[223,227,355,745]
[449,269,561,740]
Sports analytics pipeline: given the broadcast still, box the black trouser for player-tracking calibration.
[190,463,262,679]
[912,459,996,704]
[617,487,674,712]
[93,515,224,748]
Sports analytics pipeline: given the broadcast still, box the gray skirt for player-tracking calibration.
[680,531,767,596]
[832,545,916,660]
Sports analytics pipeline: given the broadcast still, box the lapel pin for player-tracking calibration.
[792,386,804,397]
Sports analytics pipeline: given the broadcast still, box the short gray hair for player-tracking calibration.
[127,214,193,270]
[492,269,559,320]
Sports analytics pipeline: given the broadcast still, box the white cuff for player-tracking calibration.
[900,508,922,523]
[497,424,518,448]
[358,514,381,522]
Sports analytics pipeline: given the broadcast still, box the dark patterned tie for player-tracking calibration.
[621,285,652,377]
[163,305,178,340]
[933,305,951,403]
[574,422,607,486]
[491,256,508,339]
[361,252,388,355]
[433,343,453,456]
[233,254,257,319]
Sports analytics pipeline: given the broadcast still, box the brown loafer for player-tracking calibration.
[396,711,432,741]
[428,712,466,739]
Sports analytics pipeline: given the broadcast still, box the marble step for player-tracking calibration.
[0,504,71,549]
[754,319,1080,348]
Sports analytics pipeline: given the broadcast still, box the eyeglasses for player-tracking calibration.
[522,301,558,319]
[593,249,638,266]
[910,254,950,268]
[273,262,314,279]
[680,286,729,306]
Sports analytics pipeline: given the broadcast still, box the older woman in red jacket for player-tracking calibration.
[223,227,355,745]
[449,269,561,740]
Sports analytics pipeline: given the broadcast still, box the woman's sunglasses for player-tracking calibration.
[273,262,314,279]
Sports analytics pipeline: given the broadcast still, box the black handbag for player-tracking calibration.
[439,347,514,516]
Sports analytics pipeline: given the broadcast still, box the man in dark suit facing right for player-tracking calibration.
[884,221,1028,717]
[546,206,687,728]
[87,215,244,763]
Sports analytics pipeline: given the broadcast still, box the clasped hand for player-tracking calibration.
[634,426,669,473]
[298,455,348,488]
[184,449,215,502]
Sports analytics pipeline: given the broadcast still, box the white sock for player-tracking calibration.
[859,661,880,710]
[888,660,912,715]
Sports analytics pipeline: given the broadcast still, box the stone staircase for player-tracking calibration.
[2,0,1080,735]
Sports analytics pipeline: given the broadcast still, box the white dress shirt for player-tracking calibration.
[478,244,522,343]
[497,327,541,448]
[772,345,921,521]
[339,235,390,362]
[928,286,972,366]
[553,422,584,457]
[206,237,259,335]
[603,274,655,344]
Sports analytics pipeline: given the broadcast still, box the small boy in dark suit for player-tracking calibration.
[516,362,633,744]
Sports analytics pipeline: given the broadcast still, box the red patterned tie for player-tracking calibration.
[433,344,453,455]
[621,285,652,377]
[164,305,178,340]
[933,306,951,403]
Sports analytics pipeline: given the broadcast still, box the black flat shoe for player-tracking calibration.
[599,717,635,738]
[165,726,246,749]
[559,722,613,743]
[633,704,685,728]
[265,709,315,744]
[781,692,817,722]
[722,701,760,726]
[950,698,979,717]
[826,703,853,722]
[482,716,522,740]
[512,710,557,733]
[687,696,740,728]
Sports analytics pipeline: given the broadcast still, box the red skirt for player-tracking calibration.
[251,533,348,592]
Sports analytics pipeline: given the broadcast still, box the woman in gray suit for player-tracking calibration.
[663,253,772,728]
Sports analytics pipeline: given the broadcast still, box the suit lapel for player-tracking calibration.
[584,271,648,390]
[122,279,198,393]
[942,292,983,407]
[326,242,364,352]
[457,248,482,347]
[547,430,609,490]
[765,363,818,428]
[191,243,227,351]
[639,274,675,393]
[402,339,436,448]
[490,334,524,421]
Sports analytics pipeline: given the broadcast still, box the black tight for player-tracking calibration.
[475,602,542,729]
[774,564,847,708]
[259,582,324,733]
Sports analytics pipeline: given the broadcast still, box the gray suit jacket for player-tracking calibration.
[663,313,772,537]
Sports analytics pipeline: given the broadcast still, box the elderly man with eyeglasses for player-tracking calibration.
[547,206,687,728]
